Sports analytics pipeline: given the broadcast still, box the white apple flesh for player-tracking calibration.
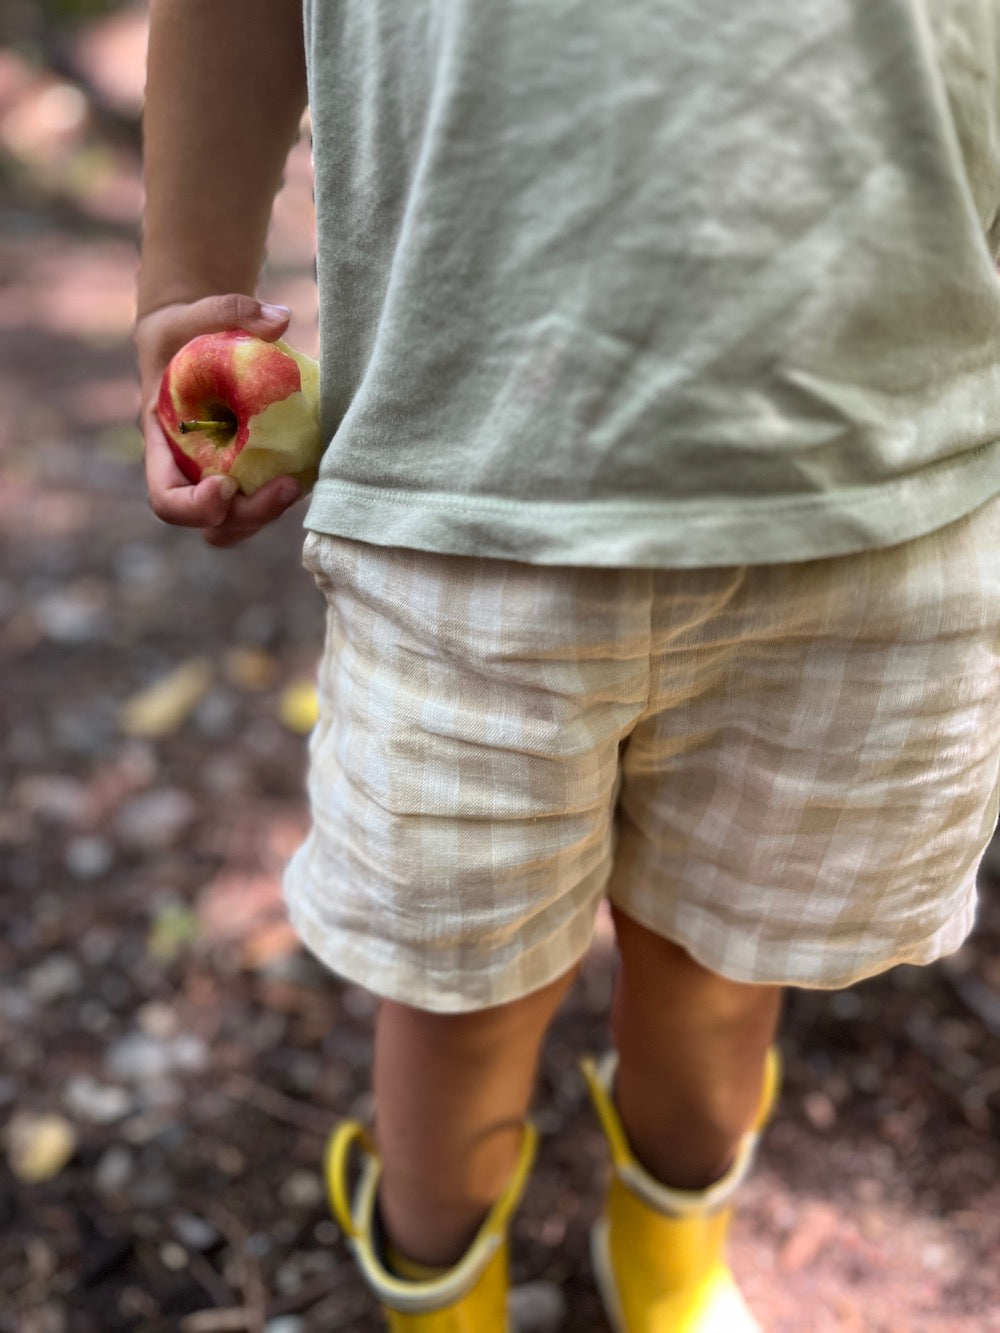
[157,330,323,496]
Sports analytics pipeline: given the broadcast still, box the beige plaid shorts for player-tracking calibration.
[284,496,1000,1011]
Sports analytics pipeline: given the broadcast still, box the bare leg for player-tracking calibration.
[611,906,782,1190]
[373,966,577,1268]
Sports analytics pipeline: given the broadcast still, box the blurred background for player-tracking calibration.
[1,4,999,1331]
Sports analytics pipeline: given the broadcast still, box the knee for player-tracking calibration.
[612,907,779,1026]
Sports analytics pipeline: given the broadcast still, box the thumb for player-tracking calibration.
[165,294,292,348]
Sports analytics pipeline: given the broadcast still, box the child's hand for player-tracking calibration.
[135,294,305,547]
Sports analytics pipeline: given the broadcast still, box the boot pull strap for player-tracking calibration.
[325,1119,378,1238]
[580,1054,633,1170]
[581,1047,782,1218]
[325,1118,539,1315]
[484,1119,539,1234]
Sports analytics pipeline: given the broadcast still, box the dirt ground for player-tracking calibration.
[2,9,1000,1332]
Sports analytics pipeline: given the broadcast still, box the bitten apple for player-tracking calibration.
[156,330,323,496]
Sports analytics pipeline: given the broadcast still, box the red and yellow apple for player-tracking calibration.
[156,330,323,496]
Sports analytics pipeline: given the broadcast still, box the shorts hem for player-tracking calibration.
[284,866,601,1013]
[605,888,979,990]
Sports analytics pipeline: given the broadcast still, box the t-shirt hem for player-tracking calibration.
[302,444,1000,568]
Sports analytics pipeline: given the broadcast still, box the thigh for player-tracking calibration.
[610,496,1000,988]
[285,534,650,1011]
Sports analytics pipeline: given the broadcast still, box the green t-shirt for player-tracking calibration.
[302,0,1000,567]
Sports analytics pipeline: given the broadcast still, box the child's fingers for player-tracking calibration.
[201,476,302,548]
[144,424,238,528]
[142,295,292,368]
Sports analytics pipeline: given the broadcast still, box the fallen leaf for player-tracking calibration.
[147,903,201,963]
[224,646,279,691]
[6,1112,78,1183]
[119,658,213,738]
[278,678,319,734]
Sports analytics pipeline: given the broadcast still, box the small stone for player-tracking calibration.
[34,583,109,643]
[79,926,118,966]
[802,1090,837,1131]
[12,775,88,825]
[274,1259,305,1294]
[51,706,114,756]
[78,1000,115,1034]
[65,835,115,880]
[100,973,132,1007]
[199,752,251,796]
[194,688,238,738]
[508,1281,568,1333]
[132,1174,175,1209]
[265,1318,307,1333]
[285,1053,321,1094]
[27,954,84,1004]
[1,986,36,1023]
[299,1248,335,1274]
[136,1001,178,1040]
[121,1113,165,1145]
[829,990,863,1020]
[64,1074,132,1124]
[216,1144,246,1176]
[114,542,166,588]
[106,1033,171,1083]
[139,1077,184,1108]
[114,788,196,851]
[171,1212,220,1252]
[852,1062,882,1094]
[28,1304,66,1333]
[95,1146,135,1193]
[170,1033,209,1073]
[921,1241,951,1272]
[159,1242,187,1271]
[280,1170,325,1209]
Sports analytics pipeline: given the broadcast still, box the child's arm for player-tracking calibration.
[136,0,310,546]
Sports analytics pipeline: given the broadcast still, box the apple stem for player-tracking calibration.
[179,420,234,438]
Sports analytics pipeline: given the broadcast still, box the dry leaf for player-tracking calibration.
[278,679,319,734]
[119,658,213,738]
[7,1112,78,1183]
[224,646,279,691]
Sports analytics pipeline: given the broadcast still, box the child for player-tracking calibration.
[136,1,1000,1327]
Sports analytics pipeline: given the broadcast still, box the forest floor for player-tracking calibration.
[2,8,999,1331]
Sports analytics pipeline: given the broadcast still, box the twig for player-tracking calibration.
[179,1311,259,1333]
[187,1249,237,1311]
[187,1198,268,1333]
[220,1073,333,1136]
[265,1269,343,1318]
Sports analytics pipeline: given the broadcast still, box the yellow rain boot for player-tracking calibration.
[581,1047,780,1333]
[325,1119,537,1332]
